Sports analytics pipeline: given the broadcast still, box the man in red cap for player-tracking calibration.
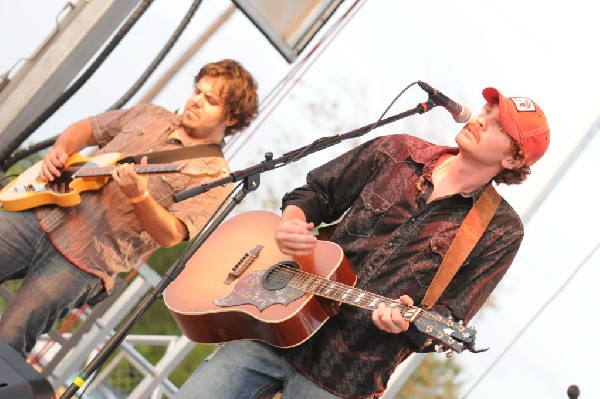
[175,88,550,399]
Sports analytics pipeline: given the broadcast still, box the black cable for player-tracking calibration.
[461,240,600,398]
[0,0,156,172]
[2,0,204,171]
[1,135,57,169]
[109,0,204,110]
[286,82,419,165]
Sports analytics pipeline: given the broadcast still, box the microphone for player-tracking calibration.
[418,81,471,123]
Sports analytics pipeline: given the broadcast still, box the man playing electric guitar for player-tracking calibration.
[0,59,259,358]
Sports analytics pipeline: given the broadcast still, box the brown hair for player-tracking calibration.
[486,100,530,185]
[195,59,259,136]
[493,141,530,185]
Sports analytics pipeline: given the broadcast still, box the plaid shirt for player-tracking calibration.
[36,104,231,292]
[281,134,523,398]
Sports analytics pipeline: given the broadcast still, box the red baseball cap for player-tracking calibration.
[482,87,550,166]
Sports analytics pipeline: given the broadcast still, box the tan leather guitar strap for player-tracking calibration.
[421,185,502,310]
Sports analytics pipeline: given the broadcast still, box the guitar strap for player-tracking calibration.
[117,143,224,164]
[420,184,502,310]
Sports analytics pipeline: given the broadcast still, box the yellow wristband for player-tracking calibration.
[129,190,149,204]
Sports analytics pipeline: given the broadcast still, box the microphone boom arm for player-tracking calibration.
[174,101,435,202]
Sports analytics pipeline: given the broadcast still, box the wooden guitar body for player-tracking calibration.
[164,210,356,348]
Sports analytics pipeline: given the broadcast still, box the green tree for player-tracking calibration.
[125,242,217,387]
[397,355,462,399]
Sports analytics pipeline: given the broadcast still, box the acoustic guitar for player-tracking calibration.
[0,152,215,211]
[164,210,481,355]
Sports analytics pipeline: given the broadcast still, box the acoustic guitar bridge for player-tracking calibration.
[224,245,264,285]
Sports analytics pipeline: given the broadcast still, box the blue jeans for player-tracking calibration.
[0,211,104,356]
[175,341,342,399]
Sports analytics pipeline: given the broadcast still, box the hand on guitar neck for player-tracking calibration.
[372,294,414,334]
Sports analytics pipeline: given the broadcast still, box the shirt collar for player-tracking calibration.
[408,143,458,177]
[408,143,491,202]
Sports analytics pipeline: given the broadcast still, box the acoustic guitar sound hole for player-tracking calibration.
[261,261,299,291]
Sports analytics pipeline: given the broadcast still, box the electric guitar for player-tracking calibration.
[164,210,483,355]
[0,152,217,211]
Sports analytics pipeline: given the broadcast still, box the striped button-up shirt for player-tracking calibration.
[36,104,231,292]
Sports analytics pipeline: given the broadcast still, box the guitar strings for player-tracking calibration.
[267,263,470,351]
[72,164,183,178]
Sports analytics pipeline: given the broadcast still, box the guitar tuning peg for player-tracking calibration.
[434,345,444,353]
[445,351,453,358]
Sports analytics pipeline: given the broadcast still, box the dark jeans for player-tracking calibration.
[0,211,104,356]
[175,341,343,399]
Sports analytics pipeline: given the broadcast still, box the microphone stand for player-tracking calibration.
[60,100,435,399]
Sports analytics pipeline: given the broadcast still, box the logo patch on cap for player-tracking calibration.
[510,97,536,112]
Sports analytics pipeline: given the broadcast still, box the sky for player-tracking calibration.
[1,1,599,398]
